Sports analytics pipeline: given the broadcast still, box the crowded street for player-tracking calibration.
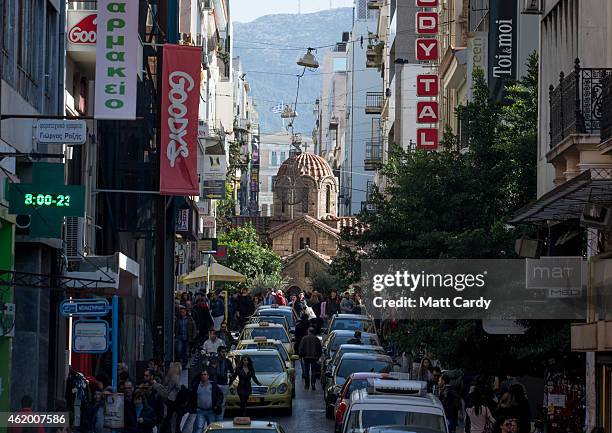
[0,0,607,432]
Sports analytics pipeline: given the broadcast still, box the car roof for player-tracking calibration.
[257,305,292,311]
[238,339,283,345]
[244,322,285,328]
[330,330,377,337]
[338,344,384,351]
[339,353,393,361]
[351,389,445,411]
[229,348,281,357]
[207,420,278,430]
[333,314,372,319]
[347,372,395,380]
[366,426,444,433]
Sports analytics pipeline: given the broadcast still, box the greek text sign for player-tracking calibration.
[36,119,87,144]
[160,44,201,195]
[73,320,109,353]
[94,0,140,119]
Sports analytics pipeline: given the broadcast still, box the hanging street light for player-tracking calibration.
[297,48,319,69]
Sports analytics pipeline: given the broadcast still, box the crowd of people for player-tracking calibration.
[415,358,537,433]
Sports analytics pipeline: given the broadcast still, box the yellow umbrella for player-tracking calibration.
[179,261,246,285]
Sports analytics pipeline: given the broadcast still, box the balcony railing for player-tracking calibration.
[365,141,383,170]
[601,74,612,144]
[549,59,612,148]
[365,92,384,114]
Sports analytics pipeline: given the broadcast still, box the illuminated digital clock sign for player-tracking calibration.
[7,163,85,238]
[24,193,72,207]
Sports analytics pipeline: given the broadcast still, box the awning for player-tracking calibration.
[511,168,612,223]
[179,260,246,285]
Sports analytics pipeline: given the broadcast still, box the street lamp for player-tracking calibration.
[297,48,319,69]
[281,105,298,118]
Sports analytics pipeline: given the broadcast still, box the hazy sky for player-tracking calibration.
[231,0,355,23]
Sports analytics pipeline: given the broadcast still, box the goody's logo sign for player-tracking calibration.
[159,45,202,196]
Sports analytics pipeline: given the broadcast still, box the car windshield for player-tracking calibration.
[347,378,369,395]
[248,327,289,343]
[331,318,374,333]
[217,430,275,433]
[346,410,446,433]
[244,343,289,362]
[331,335,379,352]
[247,355,284,373]
[252,316,286,327]
[336,347,383,364]
[337,359,392,379]
[257,309,295,327]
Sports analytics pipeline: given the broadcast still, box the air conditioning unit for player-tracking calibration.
[64,216,85,262]
[522,0,542,14]
[581,203,612,230]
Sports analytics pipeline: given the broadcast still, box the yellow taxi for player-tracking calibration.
[226,348,294,415]
[236,336,299,398]
[237,322,294,356]
[204,417,288,433]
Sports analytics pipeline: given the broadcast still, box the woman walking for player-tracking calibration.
[465,389,495,433]
[153,362,182,433]
[229,356,262,416]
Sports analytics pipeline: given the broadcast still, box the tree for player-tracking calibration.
[250,272,289,295]
[218,224,283,289]
[330,54,559,373]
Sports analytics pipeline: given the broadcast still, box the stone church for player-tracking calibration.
[268,151,359,293]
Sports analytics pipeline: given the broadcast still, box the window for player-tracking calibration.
[261,204,268,216]
[271,151,278,166]
[326,185,331,213]
[270,175,276,192]
[280,151,287,162]
[44,5,57,111]
[16,0,41,107]
[299,238,305,250]
[304,262,310,277]
[302,189,308,213]
[306,237,310,247]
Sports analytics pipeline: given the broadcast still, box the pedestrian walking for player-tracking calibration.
[235,288,255,329]
[217,322,234,350]
[132,390,156,433]
[229,355,262,416]
[206,346,234,421]
[275,290,287,306]
[190,371,223,433]
[299,328,323,390]
[439,373,462,433]
[152,362,182,433]
[210,293,225,332]
[202,330,225,355]
[465,389,495,433]
[175,306,197,367]
[193,296,214,348]
[340,292,355,314]
[416,358,434,384]
[496,385,530,433]
[293,291,308,317]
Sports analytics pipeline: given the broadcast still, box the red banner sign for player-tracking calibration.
[416,0,438,6]
[416,38,439,61]
[416,12,438,34]
[416,74,439,96]
[160,45,201,196]
[417,101,439,123]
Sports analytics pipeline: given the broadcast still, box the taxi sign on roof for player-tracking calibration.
[233,417,251,425]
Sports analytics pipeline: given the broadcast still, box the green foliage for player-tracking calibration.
[331,54,564,373]
[250,272,289,295]
[218,224,283,290]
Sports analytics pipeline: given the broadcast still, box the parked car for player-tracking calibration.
[322,330,381,364]
[327,314,376,334]
[204,417,288,433]
[339,379,447,433]
[322,344,386,389]
[254,305,297,333]
[324,353,393,418]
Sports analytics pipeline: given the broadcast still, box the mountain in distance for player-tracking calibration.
[233,7,354,140]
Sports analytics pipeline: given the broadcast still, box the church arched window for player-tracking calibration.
[326,184,331,213]
[304,261,310,277]
[300,238,305,250]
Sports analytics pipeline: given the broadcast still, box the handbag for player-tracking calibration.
[483,406,494,433]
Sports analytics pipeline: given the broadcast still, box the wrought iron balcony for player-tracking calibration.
[549,59,612,148]
[601,74,612,145]
[365,92,384,114]
[365,141,383,171]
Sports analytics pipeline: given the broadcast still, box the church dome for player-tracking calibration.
[277,152,335,181]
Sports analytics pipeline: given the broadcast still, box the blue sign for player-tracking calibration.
[60,299,109,317]
[73,320,109,354]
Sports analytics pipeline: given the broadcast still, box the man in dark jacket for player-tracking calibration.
[192,297,214,347]
[439,374,461,433]
[206,346,234,421]
[190,371,223,432]
[294,314,310,354]
[175,307,197,366]
[292,291,308,317]
[235,288,255,328]
[299,328,323,390]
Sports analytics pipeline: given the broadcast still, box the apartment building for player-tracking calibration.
[508,1,612,430]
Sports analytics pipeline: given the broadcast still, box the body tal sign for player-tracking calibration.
[159,44,201,196]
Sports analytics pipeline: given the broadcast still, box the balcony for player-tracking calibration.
[234,117,251,132]
[365,141,383,171]
[329,115,339,128]
[368,0,383,9]
[365,92,384,114]
[546,59,612,185]
[600,74,612,151]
